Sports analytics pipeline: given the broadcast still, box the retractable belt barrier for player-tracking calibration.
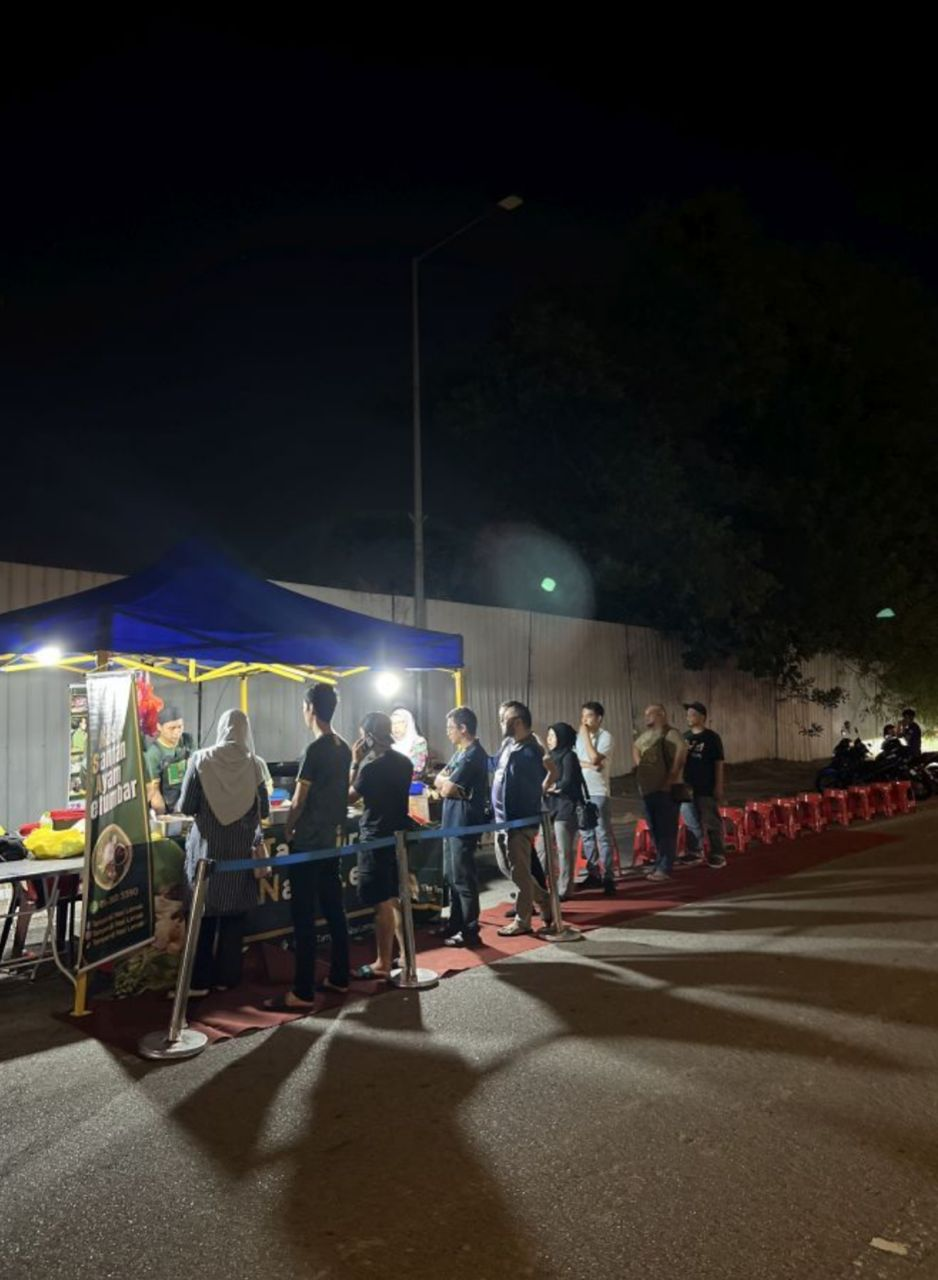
[213,814,547,875]
[139,810,582,1064]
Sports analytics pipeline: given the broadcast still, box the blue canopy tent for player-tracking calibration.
[0,543,464,702]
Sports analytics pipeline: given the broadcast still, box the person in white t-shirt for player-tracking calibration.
[575,701,616,896]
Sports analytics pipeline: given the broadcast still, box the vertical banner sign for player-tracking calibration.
[78,671,155,972]
[68,684,88,806]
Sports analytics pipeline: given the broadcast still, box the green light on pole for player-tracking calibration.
[540,577,557,593]
[876,607,896,619]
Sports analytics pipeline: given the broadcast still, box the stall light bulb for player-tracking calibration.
[375,671,402,698]
[35,644,63,666]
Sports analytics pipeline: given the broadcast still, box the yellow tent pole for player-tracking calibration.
[453,668,464,706]
[71,972,91,1018]
[240,674,249,713]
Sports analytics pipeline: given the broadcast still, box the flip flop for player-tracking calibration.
[351,964,389,981]
[263,993,316,1013]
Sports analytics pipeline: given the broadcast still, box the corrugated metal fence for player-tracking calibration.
[0,559,883,828]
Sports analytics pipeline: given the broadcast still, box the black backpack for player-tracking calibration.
[0,835,27,862]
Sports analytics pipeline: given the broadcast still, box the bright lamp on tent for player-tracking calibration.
[374,671,402,698]
[34,645,63,666]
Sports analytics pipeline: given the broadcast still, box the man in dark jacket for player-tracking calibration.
[491,701,554,936]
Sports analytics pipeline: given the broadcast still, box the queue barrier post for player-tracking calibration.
[538,811,584,944]
[139,857,212,1061]
[389,830,438,990]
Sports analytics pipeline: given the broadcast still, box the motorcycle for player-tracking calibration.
[814,737,933,802]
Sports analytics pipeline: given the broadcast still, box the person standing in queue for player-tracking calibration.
[544,722,588,900]
[632,704,687,883]
[492,701,554,937]
[265,683,352,1012]
[178,709,269,996]
[144,704,191,813]
[576,701,616,895]
[349,712,414,981]
[679,701,727,869]
[434,706,488,948]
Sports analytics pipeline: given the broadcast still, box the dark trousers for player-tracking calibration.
[643,790,680,874]
[443,835,480,937]
[289,857,350,999]
[193,914,246,990]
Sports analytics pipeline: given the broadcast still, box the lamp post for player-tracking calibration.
[411,194,523,629]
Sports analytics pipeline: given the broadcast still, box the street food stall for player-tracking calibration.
[0,541,462,994]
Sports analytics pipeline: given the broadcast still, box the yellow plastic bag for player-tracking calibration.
[24,827,85,859]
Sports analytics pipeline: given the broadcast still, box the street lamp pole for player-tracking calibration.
[411,195,523,630]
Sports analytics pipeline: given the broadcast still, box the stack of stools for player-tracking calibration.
[822,789,850,827]
[719,807,749,853]
[891,779,916,813]
[745,800,779,844]
[770,797,800,840]
[846,786,872,822]
[632,819,656,866]
[795,792,827,833]
[867,782,895,818]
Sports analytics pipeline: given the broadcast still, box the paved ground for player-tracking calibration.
[3,802,938,1279]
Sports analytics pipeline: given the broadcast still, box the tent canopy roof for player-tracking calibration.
[0,542,462,670]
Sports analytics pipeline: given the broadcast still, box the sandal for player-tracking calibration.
[263,993,316,1013]
[645,871,672,883]
[351,964,389,981]
[497,921,533,937]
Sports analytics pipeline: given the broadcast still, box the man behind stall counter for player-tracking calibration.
[144,704,191,814]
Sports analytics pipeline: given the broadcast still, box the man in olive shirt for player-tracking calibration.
[144,704,190,813]
[632,704,687,882]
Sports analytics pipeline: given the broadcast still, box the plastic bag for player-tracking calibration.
[23,827,85,859]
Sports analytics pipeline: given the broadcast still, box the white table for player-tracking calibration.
[0,857,84,979]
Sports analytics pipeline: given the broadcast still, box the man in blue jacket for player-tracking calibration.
[491,700,554,936]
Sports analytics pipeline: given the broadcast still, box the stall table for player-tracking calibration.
[0,857,83,977]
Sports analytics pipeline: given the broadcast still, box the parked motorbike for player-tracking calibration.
[814,737,933,801]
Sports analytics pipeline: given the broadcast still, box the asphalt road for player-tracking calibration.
[3,806,938,1279]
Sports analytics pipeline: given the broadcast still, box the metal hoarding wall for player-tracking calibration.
[0,557,883,830]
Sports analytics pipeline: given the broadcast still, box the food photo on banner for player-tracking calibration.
[78,671,155,972]
[68,684,88,806]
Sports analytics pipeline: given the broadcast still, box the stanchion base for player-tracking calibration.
[537,924,585,943]
[389,966,439,990]
[138,1027,209,1061]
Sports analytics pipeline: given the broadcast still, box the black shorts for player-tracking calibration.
[357,846,399,907]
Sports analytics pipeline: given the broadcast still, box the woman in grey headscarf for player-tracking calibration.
[178,709,270,995]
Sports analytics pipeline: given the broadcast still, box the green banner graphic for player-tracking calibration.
[78,671,154,972]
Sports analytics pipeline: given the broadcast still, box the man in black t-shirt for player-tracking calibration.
[680,702,727,868]
[266,684,353,1012]
[434,705,488,948]
[349,711,414,980]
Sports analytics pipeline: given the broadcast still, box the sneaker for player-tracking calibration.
[706,855,727,868]
[498,921,533,937]
[602,881,616,897]
[677,853,705,866]
[444,931,480,948]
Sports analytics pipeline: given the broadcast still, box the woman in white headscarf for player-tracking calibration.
[390,707,428,778]
[178,709,270,996]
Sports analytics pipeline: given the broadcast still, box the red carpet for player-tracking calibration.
[69,823,900,1050]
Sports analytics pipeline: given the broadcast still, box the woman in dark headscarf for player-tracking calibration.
[544,722,587,899]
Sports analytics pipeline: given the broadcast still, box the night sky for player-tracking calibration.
[3,21,935,587]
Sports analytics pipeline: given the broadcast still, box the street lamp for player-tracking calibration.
[411,194,523,629]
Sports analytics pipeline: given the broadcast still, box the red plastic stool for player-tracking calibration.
[867,782,895,818]
[745,800,779,844]
[719,807,748,854]
[846,786,872,822]
[822,789,850,827]
[632,819,656,865]
[770,797,800,840]
[676,818,688,855]
[890,779,916,814]
[795,792,827,834]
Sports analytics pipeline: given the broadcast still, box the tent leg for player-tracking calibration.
[453,669,464,706]
[240,675,249,714]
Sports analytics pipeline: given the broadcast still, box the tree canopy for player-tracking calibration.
[440,193,938,717]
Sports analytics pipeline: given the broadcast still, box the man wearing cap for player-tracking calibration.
[680,702,727,869]
[144,704,191,813]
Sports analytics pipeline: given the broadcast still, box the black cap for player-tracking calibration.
[157,703,183,724]
[683,701,707,717]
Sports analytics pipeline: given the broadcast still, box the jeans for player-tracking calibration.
[580,794,615,882]
[443,834,481,937]
[193,914,246,990]
[496,828,549,928]
[643,790,679,874]
[680,796,726,858]
[289,856,350,999]
[552,818,578,896]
